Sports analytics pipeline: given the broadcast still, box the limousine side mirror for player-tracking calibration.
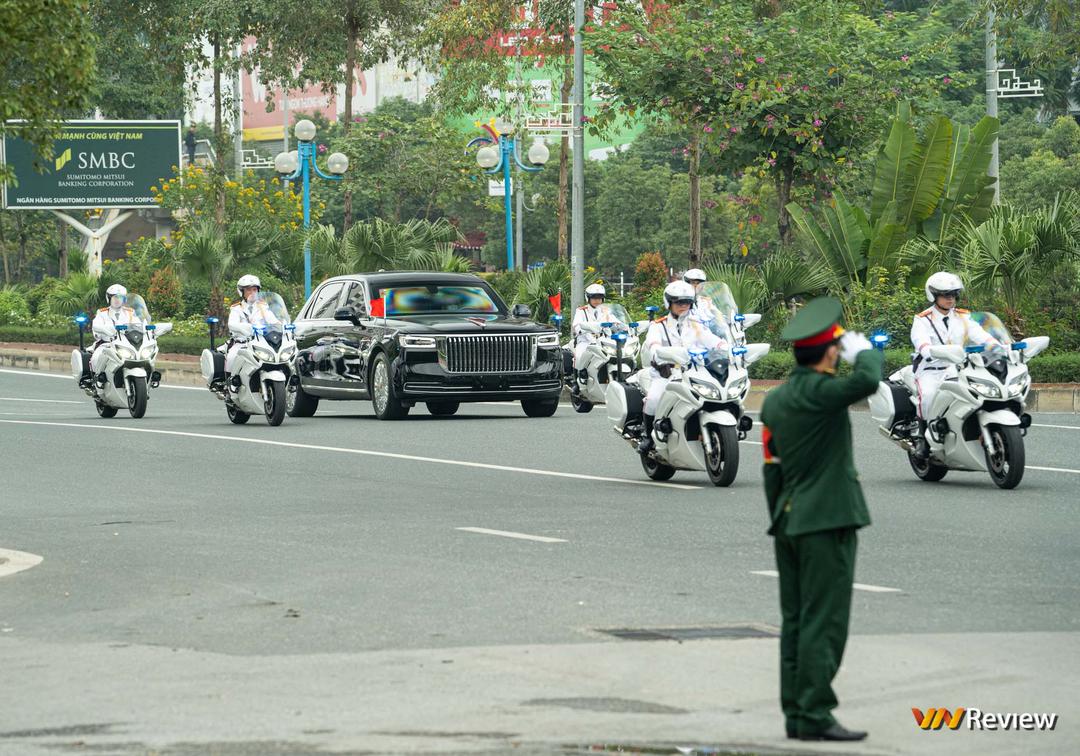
[511,303,532,319]
[334,306,361,324]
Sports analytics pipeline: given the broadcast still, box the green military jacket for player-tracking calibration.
[760,349,884,537]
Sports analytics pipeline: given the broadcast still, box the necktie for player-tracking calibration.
[943,315,949,337]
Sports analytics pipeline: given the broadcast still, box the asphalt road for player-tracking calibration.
[1,367,1077,755]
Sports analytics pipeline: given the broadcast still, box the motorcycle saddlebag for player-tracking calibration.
[70,349,90,381]
[605,380,643,429]
[199,348,226,384]
[869,381,916,426]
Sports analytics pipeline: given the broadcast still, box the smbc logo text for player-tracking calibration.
[913,707,966,730]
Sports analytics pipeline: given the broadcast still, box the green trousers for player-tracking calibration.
[773,517,857,736]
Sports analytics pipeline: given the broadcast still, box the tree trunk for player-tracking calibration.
[0,213,9,285]
[213,34,226,229]
[342,11,359,231]
[58,219,68,277]
[688,128,702,267]
[15,213,28,280]
[776,163,795,246]
[556,71,573,262]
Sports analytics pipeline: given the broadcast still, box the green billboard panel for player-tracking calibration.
[1,120,180,209]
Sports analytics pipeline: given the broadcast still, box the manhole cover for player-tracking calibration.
[594,624,779,641]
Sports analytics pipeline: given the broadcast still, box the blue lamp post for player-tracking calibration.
[468,119,550,271]
[275,119,349,299]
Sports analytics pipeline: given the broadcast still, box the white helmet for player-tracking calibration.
[236,274,262,299]
[105,283,127,305]
[663,280,696,309]
[585,283,606,300]
[925,271,964,303]
[683,268,707,284]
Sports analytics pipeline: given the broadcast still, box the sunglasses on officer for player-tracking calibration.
[935,290,960,299]
[672,298,695,306]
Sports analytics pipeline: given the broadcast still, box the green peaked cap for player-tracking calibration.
[782,296,844,343]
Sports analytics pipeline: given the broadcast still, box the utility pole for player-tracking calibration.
[234,45,244,181]
[571,0,585,308]
[986,9,999,205]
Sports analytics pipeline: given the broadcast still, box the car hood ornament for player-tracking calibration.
[466,317,487,329]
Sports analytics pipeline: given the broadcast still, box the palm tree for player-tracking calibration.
[515,261,571,322]
[313,217,468,279]
[44,273,100,317]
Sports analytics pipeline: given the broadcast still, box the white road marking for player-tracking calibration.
[0,368,205,391]
[0,548,44,578]
[0,419,703,491]
[0,397,81,404]
[456,527,567,543]
[751,570,902,593]
[1028,465,1080,475]
[1032,423,1080,430]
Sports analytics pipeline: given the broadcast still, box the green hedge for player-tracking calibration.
[0,326,210,356]
[748,348,1080,384]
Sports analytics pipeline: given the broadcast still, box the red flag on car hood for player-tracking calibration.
[369,298,385,318]
[548,293,562,314]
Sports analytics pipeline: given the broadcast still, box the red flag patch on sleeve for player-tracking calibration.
[369,298,385,318]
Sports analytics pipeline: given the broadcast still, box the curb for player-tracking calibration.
[3,346,1078,412]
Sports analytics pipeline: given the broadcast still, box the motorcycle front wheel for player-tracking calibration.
[127,376,148,419]
[705,424,739,487]
[985,424,1025,489]
[263,381,286,426]
[640,454,676,481]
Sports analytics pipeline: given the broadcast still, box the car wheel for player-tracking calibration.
[521,398,558,417]
[286,376,319,417]
[426,401,460,417]
[370,352,409,420]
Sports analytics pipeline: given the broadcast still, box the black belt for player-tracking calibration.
[921,366,947,371]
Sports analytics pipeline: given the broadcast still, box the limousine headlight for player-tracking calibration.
[399,334,437,349]
[536,333,560,348]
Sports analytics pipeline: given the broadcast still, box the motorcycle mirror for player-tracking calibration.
[146,324,157,331]
[600,322,613,329]
[964,344,985,354]
[1011,341,1027,350]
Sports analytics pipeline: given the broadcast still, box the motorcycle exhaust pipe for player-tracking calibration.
[877,425,915,452]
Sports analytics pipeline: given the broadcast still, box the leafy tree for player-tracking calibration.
[593,156,671,274]
[0,0,96,184]
[592,0,956,245]
[308,217,466,280]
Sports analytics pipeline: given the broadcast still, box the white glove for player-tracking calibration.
[839,331,872,364]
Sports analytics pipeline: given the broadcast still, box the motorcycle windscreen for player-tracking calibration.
[128,294,152,324]
[256,292,292,325]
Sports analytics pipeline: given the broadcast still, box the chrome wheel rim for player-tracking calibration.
[373,361,388,414]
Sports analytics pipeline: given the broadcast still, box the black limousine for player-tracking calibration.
[285,272,563,419]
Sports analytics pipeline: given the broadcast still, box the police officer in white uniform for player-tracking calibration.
[88,284,144,384]
[910,271,997,455]
[683,268,720,325]
[571,283,617,376]
[226,274,280,384]
[638,280,728,454]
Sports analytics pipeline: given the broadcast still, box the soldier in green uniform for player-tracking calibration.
[759,297,883,742]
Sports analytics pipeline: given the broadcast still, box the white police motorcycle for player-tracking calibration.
[199,292,297,426]
[868,312,1049,489]
[561,304,643,413]
[606,283,769,486]
[71,295,171,419]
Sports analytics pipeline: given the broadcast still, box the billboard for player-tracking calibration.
[1,120,180,209]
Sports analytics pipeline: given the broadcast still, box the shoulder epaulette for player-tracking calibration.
[98,307,109,312]
[918,308,933,317]
[577,305,588,310]
[956,308,970,314]
[654,315,667,323]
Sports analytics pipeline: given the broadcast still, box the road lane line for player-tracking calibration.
[0,368,205,391]
[0,419,703,490]
[0,548,44,578]
[1031,423,1080,430]
[0,397,82,404]
[1028,465,1080,475]
[456,527,567,543]
[751,570,902,593]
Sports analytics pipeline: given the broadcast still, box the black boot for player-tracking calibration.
[637,414,655,455]
[912,419,929,460]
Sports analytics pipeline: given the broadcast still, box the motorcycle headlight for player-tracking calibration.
[116,344,137,359]
[1007,374,1029,396]
[279,344,297,361]
[139,344,158,360]
[969,378,1002,398]
[727,376,748,394]
[253,345,276,362]
[689,378,721,400]
[399,334,437,349]
[536,333,560,348]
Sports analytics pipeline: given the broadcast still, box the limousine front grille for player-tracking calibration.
[442,335,534,374]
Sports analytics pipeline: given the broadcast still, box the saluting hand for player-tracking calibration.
[838,332,872,364]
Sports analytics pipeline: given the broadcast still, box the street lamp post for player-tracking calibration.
[275,119,349,299]
[469,119,550,271]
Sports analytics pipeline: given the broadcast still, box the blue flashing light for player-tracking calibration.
[205,316,220,325]
[734,313,745,322]
[732,346,748,356]
[645,305,659,313]
[600,322,613,329]
[284,324,296,332]
[1011,341,1027,350]
[146,324,157,331]
[74,314,89,325]
[613,331,628,342]
[115,324,128,331]
[870,330,891,350]
[965,344,985,354]
[629,321,638,328]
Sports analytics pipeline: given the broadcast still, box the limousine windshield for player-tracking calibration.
[376,285,501,315]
